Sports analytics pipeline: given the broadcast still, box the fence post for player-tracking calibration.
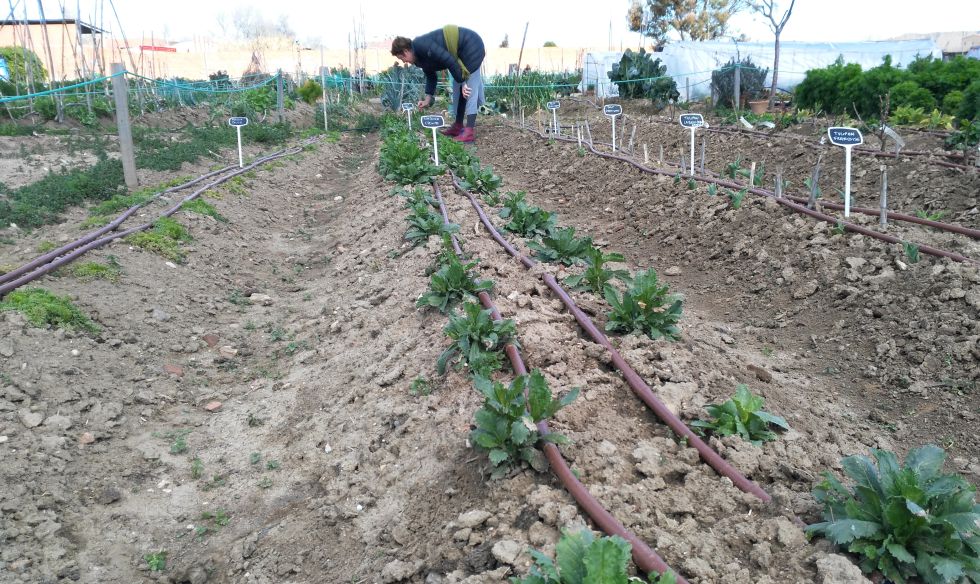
[320,66,329,132]
[879,165,888,228]
[110,63,138,189]
[276,70,285,123]
[733,63,741,112]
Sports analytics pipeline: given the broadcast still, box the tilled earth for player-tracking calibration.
[0,105,977,584]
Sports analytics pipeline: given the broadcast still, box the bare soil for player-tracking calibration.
[0,102,977,584]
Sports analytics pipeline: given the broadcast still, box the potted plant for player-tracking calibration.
[749,88,769,115]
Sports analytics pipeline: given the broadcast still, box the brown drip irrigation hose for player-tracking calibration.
[431,180,686,582]
[444,171,772,504]
[519,124,978,266]
[0,139,319,297]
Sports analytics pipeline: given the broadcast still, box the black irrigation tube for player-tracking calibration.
[0,138,320,297]
[430,180,686,582]
[516,123,979,266]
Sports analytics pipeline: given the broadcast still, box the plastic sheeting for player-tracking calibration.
[659,38,942,100]
[578,52,624,98]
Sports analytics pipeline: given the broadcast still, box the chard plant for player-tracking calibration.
[438,134,477,169]
[500,191,528,216]
[417,254,494,313]
[564,247,631,296]
[405,202,459,247]
[807,445,980,584]
[513,528,677,584]
[379,133,443,185]
[393,185,437,209]
[438,301,518,377]
[500,199,557,239]
[604,268,682,341]
[457,162,502,196]
[690,384,789,446]
[528,226,594,266]
[470,370,577,479]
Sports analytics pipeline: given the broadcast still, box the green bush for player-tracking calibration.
[942,91,964,115]
[296,79,323,105]
[796,57,864,114]
[607,48,679,108]
[0,47,47,84]
[957,79,980,121]
[889,81,936,111]
[712,57,769,108]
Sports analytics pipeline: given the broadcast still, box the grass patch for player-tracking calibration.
[135,124,292,171]
[0,287,99,332]
[0,157,126,228]
[88,190,154,217]
[69,256,122,282]
[0,123,37,136]
[181,198,227,222]
[36,240,56,253]
[127,218,192,262]
[79,215,111,229]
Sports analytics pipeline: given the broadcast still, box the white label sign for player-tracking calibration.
[603,104,622,116]
[546,101,560,111]
[401,102,414,111]
[421,115,444,129]
[679,113,704,128]
[228,117,248,127]
[827,127,863,147]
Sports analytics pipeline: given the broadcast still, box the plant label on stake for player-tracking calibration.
[546,100,560,135]
[421,114,445,166]
[228,117,248,168]
[401,102,415,130]
[603,104,622,151]
[679,113,704,176]
[827,127,863,217]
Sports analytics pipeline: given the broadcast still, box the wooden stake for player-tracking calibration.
[879,165,888,228]
[627,124,636,154]
[749,161,757,186]
[110,62,137,189]
[699,137,706,175]
[585,120,593,146]
[775,166,783,198]
[643,143,648,164]
[658,144,664,164]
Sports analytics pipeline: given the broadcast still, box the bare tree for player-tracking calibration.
[751,0,796,108]
[628,0,747,48]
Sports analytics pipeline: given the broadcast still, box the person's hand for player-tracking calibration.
[417,95,432,109]
[461,83,472,99]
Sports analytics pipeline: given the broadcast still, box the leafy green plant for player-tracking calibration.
[297,79,323,105]
[607,48,679,108]
[190,458,204,479]
[0,287,99,332]
[528,227,594,266]
[127,217,192,263]
[690,384,789,446]
[499,194,557,239]
[378,132,443,185]
[457,162,502,196]
[405,201,459,247]
[686,178,697,190]
[707,183,718,197]
[409,376,432,396]
[470,371,577,478]
[394,185,437,209]
[831,221,846,236]
[145,551,167,572]
[70,256,122,282]
[728,188,747,209]
[417,254,494,313]
[807,445,980,584]
[712,57,769,107]
[564,247,631,296]
[437,301,518,378]
[513,529,676,584]
[915,210,946,222]
[604,268,682,341]
[904,242,921,264]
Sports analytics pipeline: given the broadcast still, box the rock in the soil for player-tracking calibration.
[490,540,524,565]
[17,409,44,428]
[747,363,773,383]
[791,280,819,299]
[381,559,421,583]
[663,266,683,276]
[79,432,95,444]
[816,554,871,584]
[163,364,184,377]
[249,293,274,306]
[632,442,663,476]
[151,308,171,322]
[218,346,238,358]
[202,334,220,347]
[204,401,223,412]
[0,339,14,357]
[97,486,122,505]
[377,365,404,387]
[456,510,492,529]
[44,414,73,431]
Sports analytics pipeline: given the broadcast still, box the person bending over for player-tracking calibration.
[391,25,486,143]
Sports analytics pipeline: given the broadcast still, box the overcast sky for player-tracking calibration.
[11,1,980,49]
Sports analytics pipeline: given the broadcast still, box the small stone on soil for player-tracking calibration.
[204,401,222,412]
[163,364,184,377]
[79,432,95,444]
[490,540,524,565]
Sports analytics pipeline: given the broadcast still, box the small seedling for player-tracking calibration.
[257,477,273,489]
[417,254,494,313]
[145,551,167,572]
[181,198,228,222]
[687,177,697,190]
[470,371,577,478]
[831,221,846,236]
[170,430,190,454]
[727,188,747,209]
[903,241,920,264]
[409,376,432,396]
[576,146,586,156]
[564,247,631,296]
[438,301,518,378]
[249,452,261,465]
[70,256,122,282]
[265,460,281,470]
[190,458,204,479]
[707,183,718,197]
[691,384,789,445]
[201,475,226,491]
[228,289,251,306]
[528,226,594,266]
[914,209,946,222]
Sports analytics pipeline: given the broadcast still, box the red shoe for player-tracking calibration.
[454,127,475,143]
[440,122,464,137]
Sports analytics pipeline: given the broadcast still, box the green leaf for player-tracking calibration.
[555,530,592,583]
[489,449,510,466]
[930,555,964,581]
[905,445,946,482]
[842,455,884,494]
[887,542,915,563]
[581,536,631,582]
[752,410,790,431]
[528,549,560,581]
[511,419,531,445]
[823,519,883,544]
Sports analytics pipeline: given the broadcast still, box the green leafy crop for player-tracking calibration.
[528,226,594,266]
[379,132,443,185]
[127,217,192,263]
[438,301,519,378]
[690,384,789,446]
[807,445,980,584]
[512,529,677,584]
[564,247,631,296]
[0,287,100,333]
[604,268,682,341]
[457,162,502,196]
[499,192,557,239]
[470,370,577,478]
[417,254,494,313]
[404,201,459,247]
[393,185,437,209]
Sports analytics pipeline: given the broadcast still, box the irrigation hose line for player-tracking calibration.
[0,138,321,297]
[445,170,772,504]
[430,180,686,582]
[516,122,979,266]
